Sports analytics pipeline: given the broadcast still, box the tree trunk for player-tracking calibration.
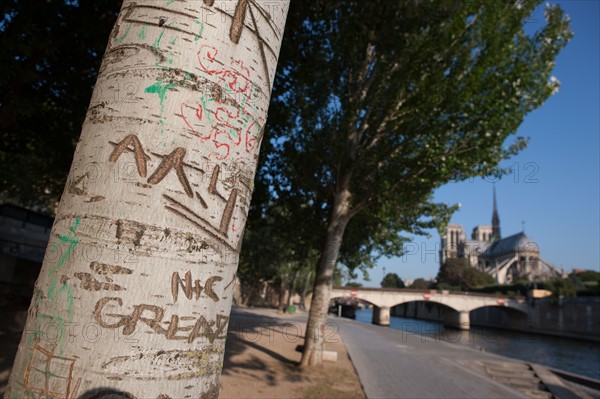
[7,1,288,397]
[287,269,299,308]
[300,179,352,367]
[278,273,288,313]
[300,270,312,311]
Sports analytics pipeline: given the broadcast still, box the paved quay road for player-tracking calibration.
[331,316,594,399]
[334,316,523,398]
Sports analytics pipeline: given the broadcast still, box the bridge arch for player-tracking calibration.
[470,304,528,315]
[330,295,377,307]
[391,300,472,329]
[329,287,529,329]
[390,299,460,314]
[329,295,383,324]
[470,304,529,330]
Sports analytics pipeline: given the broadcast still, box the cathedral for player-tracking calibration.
[439,188,564,284]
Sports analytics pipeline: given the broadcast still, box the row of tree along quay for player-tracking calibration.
[239,0,571,367]
[6,0,289,397]
[1,0,572,395]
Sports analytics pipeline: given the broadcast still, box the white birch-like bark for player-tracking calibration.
[7,1,288,397]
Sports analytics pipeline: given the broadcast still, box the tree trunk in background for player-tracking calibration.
[300,180,352,367]
[287,269,299,308]
[300,270,312,310]
[7,1,288,397]
[278,275,288,313]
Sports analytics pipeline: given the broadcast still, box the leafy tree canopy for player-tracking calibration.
[345,281,362,288]
[539,277,577,298]
[0,0,121,212]
[409,278,433,290]
[263,0,572,278]
[572,270,600,283]
[381,273,405,289]
[244,2,572,365]
[437,257,494,290]
[461,265,495,289]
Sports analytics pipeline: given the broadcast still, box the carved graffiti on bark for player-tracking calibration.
[109,134,247,251]
[171,271,223,303]
[93,297,229,343]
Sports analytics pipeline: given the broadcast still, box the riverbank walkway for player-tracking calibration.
[334,314,599,398]
[337,315,526,398]
[1,306,597,398]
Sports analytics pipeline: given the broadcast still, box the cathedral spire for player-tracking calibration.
[492,185,501,241]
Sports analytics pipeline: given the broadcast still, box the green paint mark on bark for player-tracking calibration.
[169,36,177,45]
[114,24,132,43]
[145,80,177,112]
[167,0,175,4]
[138,26,147,40]
[152,29,166,49]
[30,218,80,354]
[47,218,80,300]
[194,20,204,41]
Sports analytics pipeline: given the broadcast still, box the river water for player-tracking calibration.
[354,308,600,380]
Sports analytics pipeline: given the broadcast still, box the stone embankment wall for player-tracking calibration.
[392,297,600,341]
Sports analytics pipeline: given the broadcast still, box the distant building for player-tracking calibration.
[439,188,564,284]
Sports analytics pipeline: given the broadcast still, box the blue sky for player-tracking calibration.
[360,0,600,286]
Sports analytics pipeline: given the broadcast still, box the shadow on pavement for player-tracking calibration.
[0,306,311,393]
[221,307,308,385]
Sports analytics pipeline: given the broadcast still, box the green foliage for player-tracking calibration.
[437,258,470,286]
[437,257,494,290]
[237,202,318,298]
[409,278,433,290]
[436,282,461,292]
[471,283,528,297]
[381,273,405,288]
[0,0,121,211]
[574,286,600,297]
[1,1,572,306]
[262,0,572,280]
[345,281,362,288]
[538,277,577,299]
[461,266,496,289]
[506,290,520,299]
[331,265,360,287]
[563,270,600,296]
[573,270,600,283]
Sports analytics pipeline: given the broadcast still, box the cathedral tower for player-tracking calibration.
[491,186,501,241]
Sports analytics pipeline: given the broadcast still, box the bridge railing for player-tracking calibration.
[332,286,525,300]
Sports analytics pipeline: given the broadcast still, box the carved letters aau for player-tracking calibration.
[109,134,249,251]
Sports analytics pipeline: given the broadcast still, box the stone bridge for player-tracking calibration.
[331,287,528,329]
